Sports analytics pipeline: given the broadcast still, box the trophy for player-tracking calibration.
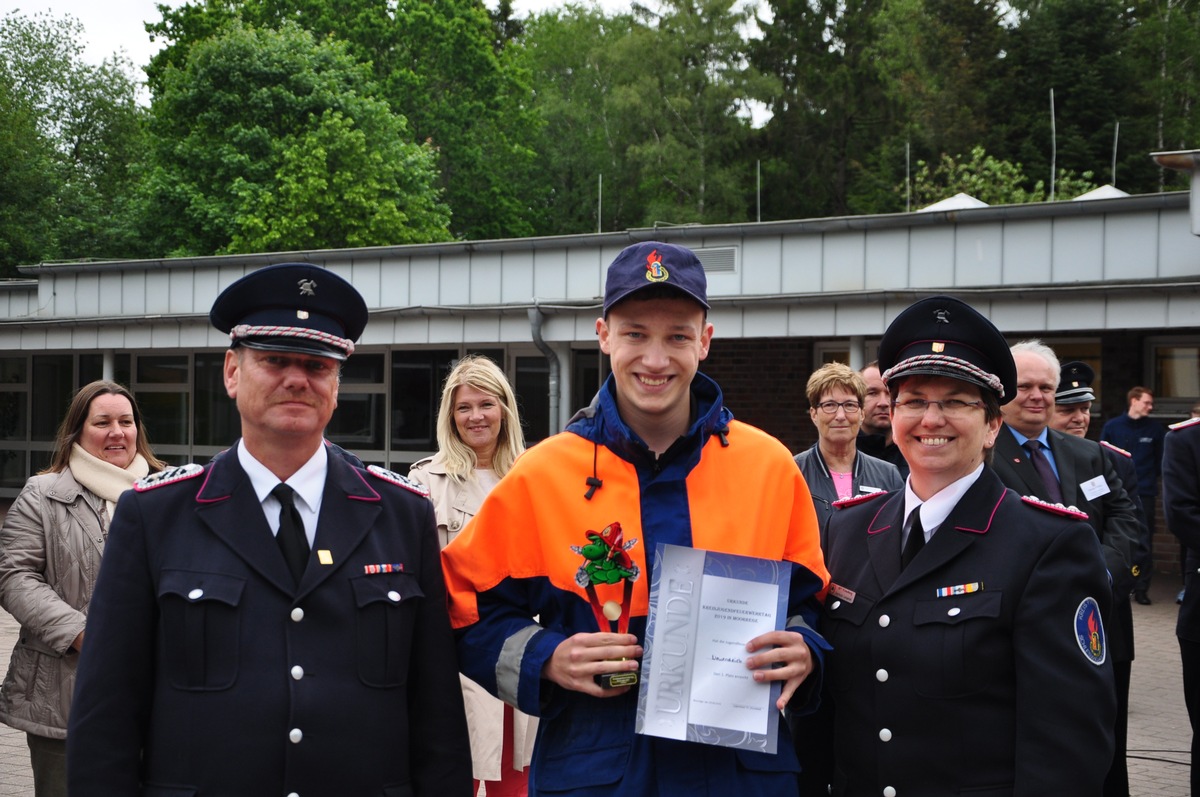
[572,521,640,688]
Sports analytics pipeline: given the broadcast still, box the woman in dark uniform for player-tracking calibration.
[819,295,1115,796]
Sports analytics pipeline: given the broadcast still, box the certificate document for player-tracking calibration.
[635,543,791,753]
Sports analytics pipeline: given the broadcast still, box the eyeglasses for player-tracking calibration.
[816,400,862,415]
[892,398,986,418]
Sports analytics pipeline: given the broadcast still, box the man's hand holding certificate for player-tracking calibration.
[635,544,794,753]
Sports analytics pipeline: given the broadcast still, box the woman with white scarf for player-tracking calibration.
[0,380,165,796]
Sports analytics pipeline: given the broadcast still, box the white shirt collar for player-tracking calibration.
[236,440,328,517]
[903,462,985,539]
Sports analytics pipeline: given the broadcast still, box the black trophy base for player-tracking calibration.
[594,670,639,689]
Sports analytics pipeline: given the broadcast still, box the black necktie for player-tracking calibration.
[901,510,925,569]
[272,483,309,584]
[1023,440,1064,504]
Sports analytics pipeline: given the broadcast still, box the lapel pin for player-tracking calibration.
[317,550,333,565]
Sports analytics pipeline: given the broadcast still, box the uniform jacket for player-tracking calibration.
[408,452,538,781]
[441,373,830,797]
[67,446,472,797]
[1101,414,1166,496]
[0,469,102,738]
[794,443,904,532]
[1163,420,1200,643]
[992,426,1138,594]
[821,468,1115,796]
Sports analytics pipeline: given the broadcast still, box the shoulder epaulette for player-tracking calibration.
[134,464,205,492]
[1169,417,1200,432]
[833,491,888,509]
[1099,440,1132,457]
[367,465,430,498]
[1020,495,1089,520]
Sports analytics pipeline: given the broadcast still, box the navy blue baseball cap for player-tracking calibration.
[209,263,368,361]
[1056,361,1096,405]
[603,241,709,315]
[877,295,1016,401]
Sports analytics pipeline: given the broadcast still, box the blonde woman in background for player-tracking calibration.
[0,381,166,796]
[411,355,536,796]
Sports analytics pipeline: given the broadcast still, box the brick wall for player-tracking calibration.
[701,337,817,456]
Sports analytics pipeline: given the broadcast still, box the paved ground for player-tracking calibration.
[0,579,1190,795]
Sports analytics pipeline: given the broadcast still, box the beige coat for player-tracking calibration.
[410,453,537,781]
[0,469,104,739]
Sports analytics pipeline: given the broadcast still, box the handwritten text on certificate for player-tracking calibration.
[688,575,780,735]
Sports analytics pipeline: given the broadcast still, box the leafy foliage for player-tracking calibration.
[141,22,448,256]
[906,146,1100,207]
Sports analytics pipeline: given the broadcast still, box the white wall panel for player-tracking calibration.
[743,306,788,337]
[1051,217,1105,283]
[499,253,534,304]
[909,229,955,287]
[864,229,910,290]
[379,260,411,307]
[1107,296,1168,328]
[781,237,823,294]
[954,225,1003,286]
[533,251,569,300]
[410,257,440,306]
[1002,220,1052,285]
[788,303,836,336]
[741,237,782,296]
[823,233,866,292]
[1104,215,1157,281]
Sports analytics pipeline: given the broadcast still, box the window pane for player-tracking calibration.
[0,393,27,441]
[139,393,190,446]
[31,355,73,442]
[78,355,104,385]
[113,354,131,387]
[0,449,27,489]
[1156,345,1200,398]
[0,357,26,384]
[340,354,385,385]
[194,353,239,447]
[572,350,602,416]
[391,351,456,448]
[327,393,385,451]
[515,356,550,444]
[137,355,189,385]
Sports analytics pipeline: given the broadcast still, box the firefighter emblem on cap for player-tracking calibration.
[645,249,669,283]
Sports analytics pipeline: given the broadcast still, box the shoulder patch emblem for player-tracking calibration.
[1020,495,1089,520]
[1099,440,1132,457]
[1170,417,1200,432]
[134,464,205,492]
[367,465,430,498]
[833,491,888,509]
[1074,596,1107,665]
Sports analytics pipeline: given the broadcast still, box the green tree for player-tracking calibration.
[147,0,540,241]
[906,146,1099,206]
[142,21,449,256]
[0,11,149,272]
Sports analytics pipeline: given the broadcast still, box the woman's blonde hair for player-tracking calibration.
[806,363,866,408]
[436,355,526,482]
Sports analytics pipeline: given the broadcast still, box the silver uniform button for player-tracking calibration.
[287,793,299,797]
[883,787,897,797]
[187,588,203,600]
[290,665,304,680]
[879,728,892,742]
[948,607,961,617]
[875,669,888,682]
[289,728,303,743]
[291,607,304,622]
[387,590,401,602]
[831,600,841,610]
[878,614,891,628]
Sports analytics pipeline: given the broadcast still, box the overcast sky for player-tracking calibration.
[1,0,634,67]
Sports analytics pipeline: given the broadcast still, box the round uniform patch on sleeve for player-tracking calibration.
[1074,596,1107,665]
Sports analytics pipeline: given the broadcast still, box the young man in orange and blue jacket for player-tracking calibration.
[442,241,830,797]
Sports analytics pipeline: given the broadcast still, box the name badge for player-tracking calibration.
[1080,475,1110,501]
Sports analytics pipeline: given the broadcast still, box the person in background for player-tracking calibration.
[856,361,909,478]
[67,263,471,796]
[1102,386,1166,605]
[1162,408,1200,795]
[441,241,830,797]
[410,354,537,796]
[794,362,903,532]
[819,296,1115,795]
[1047,359,1143,797]
[0,381,166,797]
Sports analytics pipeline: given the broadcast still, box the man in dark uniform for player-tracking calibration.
[856,361,909,478]
[1163,412,1200,795]
[1047,359,1144,797]
[67,263,471,796]
[820,297,1114,795]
